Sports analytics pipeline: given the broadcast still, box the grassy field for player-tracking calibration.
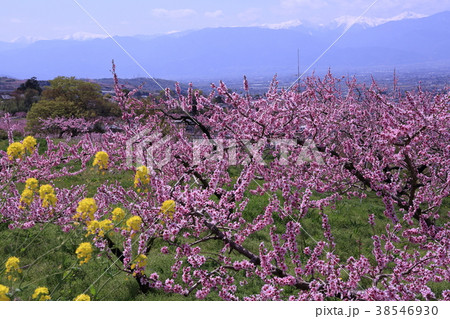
[0,138,448,300]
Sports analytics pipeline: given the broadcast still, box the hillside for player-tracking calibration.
[0,76,183,95]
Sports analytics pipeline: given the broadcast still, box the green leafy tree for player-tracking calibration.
[22,88,41,111]
[17,77,42,95]
[26,77,120,132]
[16,77,43,111]
[26,98,78,133]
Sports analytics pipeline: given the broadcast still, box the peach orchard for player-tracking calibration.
[0,68,449,301]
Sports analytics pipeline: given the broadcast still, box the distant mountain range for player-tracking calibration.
[0,11,449,82]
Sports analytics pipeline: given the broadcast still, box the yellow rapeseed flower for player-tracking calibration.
[0,284,10,301]
[86,220,100,237]
[25,178,39,191]
[160,200,176,219]
[32,287,51,301]
[134,165,150,188]
[73,294,91,301]
[5,256,21,281]
[20,178,40,207]
[130,254,147,271]
[74,198,97,220]
[75,242,93,265]
[126,215,142,231]
[22,136,37,153]
[7,142,25,160]
[39,184,57,207]
[93,151,109,171]
[20,188,34,206]
[99,219,113,233]
[5,256,21,273]
[86,219,113,237]
[111,207,125,222]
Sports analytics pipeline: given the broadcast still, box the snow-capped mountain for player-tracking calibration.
[333,11,428,29]
[0,11,448,80]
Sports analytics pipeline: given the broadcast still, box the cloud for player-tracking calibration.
[238,8,262,22]
[373,0,448,10]
[10,18,22,24]
[204,10,224,19]
[151,8,197,19]
[280,0,327,10]
[280,0,450,15]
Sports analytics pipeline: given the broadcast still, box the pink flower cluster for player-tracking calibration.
[0,66,448,301]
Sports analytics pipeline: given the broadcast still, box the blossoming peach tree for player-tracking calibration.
[0,68,449,301]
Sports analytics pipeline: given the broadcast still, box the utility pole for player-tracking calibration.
[297,48,300,92]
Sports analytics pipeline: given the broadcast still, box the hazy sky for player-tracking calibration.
[2,0,450,42]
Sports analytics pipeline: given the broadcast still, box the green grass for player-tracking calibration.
[53,168,135,197]
[0,144,449,300]
[0,222,142,301]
